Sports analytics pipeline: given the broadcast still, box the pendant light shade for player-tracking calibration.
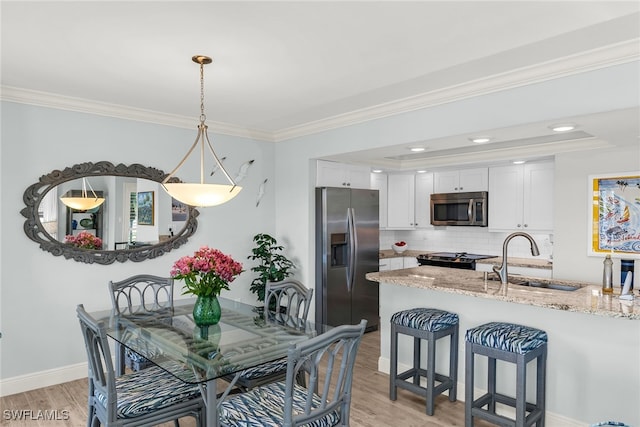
[162,55,241,207]
[59,178,105,210]
[163,183,242,207]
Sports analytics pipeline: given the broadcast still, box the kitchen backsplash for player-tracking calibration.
[381,228,553,260]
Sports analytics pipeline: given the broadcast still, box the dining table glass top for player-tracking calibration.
[91,297,326,384]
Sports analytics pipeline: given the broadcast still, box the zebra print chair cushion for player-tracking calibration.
[465,322,547,355]
[236,357,288,380]
[391,308,459,332]
[219,381,340,427]
[95,364,202,419]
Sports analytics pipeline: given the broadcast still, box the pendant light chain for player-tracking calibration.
[199,61,206,124]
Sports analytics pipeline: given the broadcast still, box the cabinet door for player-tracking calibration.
[348,164,373,189]
[414,172,433,228]
[387,174,415,228]
[316,160,347,187]
[403,257,419,268]
[371,173,388,228]
[523,162,554,231]
[388,257,404,270]
[488,165,524,230]
[434,171,459,193]
[459,168,488,192]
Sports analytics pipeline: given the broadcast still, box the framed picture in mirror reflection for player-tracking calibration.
[137,191,155,225]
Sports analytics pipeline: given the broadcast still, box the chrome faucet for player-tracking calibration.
[493,232,540,284]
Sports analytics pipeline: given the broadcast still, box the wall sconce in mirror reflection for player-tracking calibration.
[22,161,199,264]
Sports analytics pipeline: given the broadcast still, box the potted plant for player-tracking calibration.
[248,233,296,304]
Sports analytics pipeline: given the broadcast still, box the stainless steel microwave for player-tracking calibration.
[430,191,488,226]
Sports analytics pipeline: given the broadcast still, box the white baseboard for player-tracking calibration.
[0,362,87,397]
[379,356,584,427]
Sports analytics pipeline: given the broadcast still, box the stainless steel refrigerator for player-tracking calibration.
[315,187,379,332]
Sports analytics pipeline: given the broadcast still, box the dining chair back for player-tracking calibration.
[220,280,314,395]
[218,319,367,427]
[76,304,204,427]
[264,279,313,322]
[109,274,174,374]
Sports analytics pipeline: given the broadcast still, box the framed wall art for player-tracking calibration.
[137,191,155,226]
[589,172,640,257]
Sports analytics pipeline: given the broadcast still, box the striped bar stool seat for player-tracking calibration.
[465,322,548,427]
[390,308,459,416]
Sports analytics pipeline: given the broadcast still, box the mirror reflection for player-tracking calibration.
[22,162,199,264]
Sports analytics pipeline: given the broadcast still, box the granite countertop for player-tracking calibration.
[475,256,552,270]
[366,266,639,320]
[379,249,552,270]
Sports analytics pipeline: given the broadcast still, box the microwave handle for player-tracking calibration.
[468,199,475,225]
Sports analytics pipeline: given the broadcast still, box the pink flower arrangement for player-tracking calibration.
[170,246,243,297]
[64,231,103,250]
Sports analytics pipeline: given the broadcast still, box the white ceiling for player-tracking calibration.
[2,1,639,170]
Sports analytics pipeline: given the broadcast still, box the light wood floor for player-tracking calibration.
[1,330,493,426]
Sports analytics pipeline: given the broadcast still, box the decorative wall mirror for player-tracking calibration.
[21,161,199,264]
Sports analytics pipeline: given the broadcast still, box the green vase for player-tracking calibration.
[193,295,221,329]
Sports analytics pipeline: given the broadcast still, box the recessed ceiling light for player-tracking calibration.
[409,147,426,152]
[416,170,427,174]
[512,160,526,165]
[550,123,576,132]
[470,137,491,144]
[372,169,383,173]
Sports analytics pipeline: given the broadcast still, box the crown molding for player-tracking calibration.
[273,39,640,142]
[0,86,275,142]
[2,39,638,143]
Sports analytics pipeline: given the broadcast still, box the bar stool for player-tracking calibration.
[465,322,547,427]
[389,308,459,415]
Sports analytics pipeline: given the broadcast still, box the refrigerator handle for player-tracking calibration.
[347,207,357,292]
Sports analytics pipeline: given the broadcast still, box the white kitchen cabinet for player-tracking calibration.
[434,167,488,193]
[488,161,554,232]
[387,174,416,228]
[370,173,388,228]
[414,172,434,228]
[379,256,418,271]
[386,172,434,229]
[403,256,419,268]
[316,160,371,189]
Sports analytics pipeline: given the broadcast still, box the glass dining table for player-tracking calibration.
[90,297,327,427]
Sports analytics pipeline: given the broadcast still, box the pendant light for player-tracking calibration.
[59,177,105,211]
[162,55,242,207]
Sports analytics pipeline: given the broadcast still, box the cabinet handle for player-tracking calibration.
[523,224,528,228]
[459,187,463,190]
[517,224,522,228]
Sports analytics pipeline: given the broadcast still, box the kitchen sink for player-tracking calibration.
[486,275,580,292]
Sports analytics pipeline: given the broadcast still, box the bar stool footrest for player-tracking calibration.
[394,368,455,397]
[471,392,544,427]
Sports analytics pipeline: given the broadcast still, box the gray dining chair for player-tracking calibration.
[221,279,313,394]
[76,304,204,427]
[218,319,367,426]
[109,274,174,375]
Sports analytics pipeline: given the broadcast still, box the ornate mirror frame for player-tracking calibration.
[21,161,199,264]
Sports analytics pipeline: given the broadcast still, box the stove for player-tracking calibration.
[416,252,496,270]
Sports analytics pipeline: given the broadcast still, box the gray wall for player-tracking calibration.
[0,102,277,383]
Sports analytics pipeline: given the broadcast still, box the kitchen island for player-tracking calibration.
[366,266,640,426]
